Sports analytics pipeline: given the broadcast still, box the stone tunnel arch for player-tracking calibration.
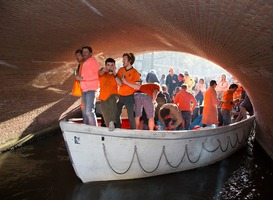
[0,1,273,159]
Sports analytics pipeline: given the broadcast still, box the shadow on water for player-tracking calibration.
[0,130,273,200]
[69,144,273,200]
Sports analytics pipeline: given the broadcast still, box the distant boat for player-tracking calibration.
[59,116,255,183]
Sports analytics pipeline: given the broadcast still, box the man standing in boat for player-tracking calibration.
[221,83,239,126]
[165,68,178,99]
[75,45,100,126]
[174,84,197,130]
[116,53,141,129]
[98,58,121,131]
[202,80,221,126]
[158,104,183,130]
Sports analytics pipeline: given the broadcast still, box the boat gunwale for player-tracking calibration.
[60,116,255,141]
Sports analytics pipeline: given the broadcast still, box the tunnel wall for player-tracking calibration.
[0,0,273,158]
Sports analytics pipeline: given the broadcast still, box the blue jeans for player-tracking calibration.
[221,108,231,126]
[82,90,97,126]
[181,111,191,130]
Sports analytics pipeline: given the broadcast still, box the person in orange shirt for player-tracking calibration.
[75,45,100,126]
[98,58,121,131]
[221,83,239,126]
[233,82,244,102]
[116,53,141,129]
[202,80,221,126]
[174,84,197,130]
[72,49,85,111]
[133,83,161,130]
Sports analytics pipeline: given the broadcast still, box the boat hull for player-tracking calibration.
[60,116,255,183]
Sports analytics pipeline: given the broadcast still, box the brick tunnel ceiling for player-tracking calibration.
[1,1,273,157]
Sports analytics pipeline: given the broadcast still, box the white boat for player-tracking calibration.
[59,116,255,183]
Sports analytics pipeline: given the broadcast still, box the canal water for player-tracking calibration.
[0,129,273,200]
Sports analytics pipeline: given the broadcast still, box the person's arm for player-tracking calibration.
[152,89,159,102]
[173,93,179,105]
[75,75,83,81]
[171,107,183,129]
[158,110,166,129]
[113,69,122,86]
[221,91,229,104]
[191,95,197,112]
[122,78,141,90]
[98,67,106,76]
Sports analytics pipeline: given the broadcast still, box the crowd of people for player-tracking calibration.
[72,45,254,131]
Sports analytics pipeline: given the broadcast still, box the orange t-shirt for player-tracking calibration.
[221,90,234,111]
[98,73,118,101]
[117,67,140,96]
[138,83,160,98]
[233,84,243,100]
[174,90,197,111]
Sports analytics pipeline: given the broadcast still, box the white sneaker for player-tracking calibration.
[108,121,115,131]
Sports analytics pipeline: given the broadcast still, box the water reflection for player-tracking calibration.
[0,132,272,200]
[70,172,211,200]
[69,156,249,200]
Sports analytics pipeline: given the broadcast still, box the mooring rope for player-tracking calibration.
[102,131,249,175]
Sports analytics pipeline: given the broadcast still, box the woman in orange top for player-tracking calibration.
[202,80,220,126]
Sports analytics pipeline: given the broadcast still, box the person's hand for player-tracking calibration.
[167,124,175,130]
[75,75,83,81]
[152,100,158,107]
[233,98,240,104]
[121,77,127,84]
